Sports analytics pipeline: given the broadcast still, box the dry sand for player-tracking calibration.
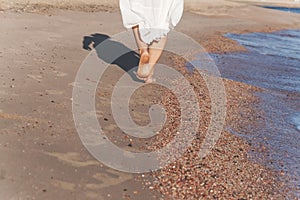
[1,0,300,12]
[0,0,300,199]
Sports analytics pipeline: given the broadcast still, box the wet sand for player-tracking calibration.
[1,1,300,200]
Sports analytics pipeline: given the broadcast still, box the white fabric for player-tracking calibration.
[119,0,184,44]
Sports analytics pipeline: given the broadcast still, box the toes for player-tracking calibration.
[135,72,148,82]
[137,64,151,78]
[145,76,156,84]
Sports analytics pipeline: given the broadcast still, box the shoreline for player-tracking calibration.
[1,0,300,11]
[1,0,300,54]
[230,0,300,8]
[0,3,299,199]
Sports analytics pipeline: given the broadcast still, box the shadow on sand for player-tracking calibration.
[82,33,141,82]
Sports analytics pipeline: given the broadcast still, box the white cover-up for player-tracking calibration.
[119,0,184,44]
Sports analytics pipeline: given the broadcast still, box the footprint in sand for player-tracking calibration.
[45,152,133,192]
[68,82,75,87]
[45,90,64,95]
[53,70,67,77]
[44,152,100,167]
[50,179,76,191]
[0,169,5,180]
[86,169,132,190]
[27,74,43,82]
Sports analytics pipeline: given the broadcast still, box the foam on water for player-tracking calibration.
[292,113,300,131]
[226,30,300,91]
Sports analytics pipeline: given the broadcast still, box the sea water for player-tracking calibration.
[210,29,300,197]
[263,6,300,14]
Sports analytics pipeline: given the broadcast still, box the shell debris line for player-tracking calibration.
[137,55,292,199]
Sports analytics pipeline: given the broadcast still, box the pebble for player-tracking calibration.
[142,71,290,199]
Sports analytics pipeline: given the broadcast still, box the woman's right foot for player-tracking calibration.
[144,70,155,83]
[145,76,155,83]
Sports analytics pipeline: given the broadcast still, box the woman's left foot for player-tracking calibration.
[137,49,150,78]
[137,75,148,82]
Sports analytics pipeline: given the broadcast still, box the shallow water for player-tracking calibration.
[263,6,300,14]
[210,30,300,197]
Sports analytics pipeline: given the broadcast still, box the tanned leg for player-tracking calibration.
[145,36,167,83]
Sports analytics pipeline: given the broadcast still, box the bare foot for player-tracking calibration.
[145,77,155,83]
[136,74,148,82]
[133,71,147,82]
[145,71,155,84]
[137,49,150,78]
[134,70,155,83]
[140,49,149,63]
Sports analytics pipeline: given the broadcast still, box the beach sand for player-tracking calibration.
[0,0,300,199]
